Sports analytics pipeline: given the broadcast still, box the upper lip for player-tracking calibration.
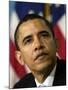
[34,52,48,60]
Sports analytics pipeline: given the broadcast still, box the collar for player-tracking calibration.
[35,64,57,87]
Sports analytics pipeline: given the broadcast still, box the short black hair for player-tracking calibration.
[14,14,54,50]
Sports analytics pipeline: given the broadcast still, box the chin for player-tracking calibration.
[35,60,55,73]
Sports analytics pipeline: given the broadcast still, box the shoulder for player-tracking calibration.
[13,73,36,88]
[57,58,66,71]
[53,58,66,86]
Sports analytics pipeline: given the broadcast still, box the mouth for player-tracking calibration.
[34,52,48,61]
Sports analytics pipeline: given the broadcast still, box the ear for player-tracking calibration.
[15,51,25,65]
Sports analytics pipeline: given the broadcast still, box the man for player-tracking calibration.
[13,14,66,88]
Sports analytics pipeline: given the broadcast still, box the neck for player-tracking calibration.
[32,62,56,83]
[34,73,48,83]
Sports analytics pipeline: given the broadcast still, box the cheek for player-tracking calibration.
[49,41,57,57]
[44,39,56,53]
[21,46,34,63]
[21,50,35,70]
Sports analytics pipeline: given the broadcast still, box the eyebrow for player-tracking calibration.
[39,30,49,34]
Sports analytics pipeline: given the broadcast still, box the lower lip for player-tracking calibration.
[35,54,48,62]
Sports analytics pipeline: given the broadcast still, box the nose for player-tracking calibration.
[34,37,44,51]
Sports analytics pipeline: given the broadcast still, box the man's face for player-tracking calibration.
[17,19,57,74]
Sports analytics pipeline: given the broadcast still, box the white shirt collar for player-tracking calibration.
[35,64,57,87]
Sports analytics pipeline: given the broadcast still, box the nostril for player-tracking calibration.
[35,45,44,51]
[35,47,37,51]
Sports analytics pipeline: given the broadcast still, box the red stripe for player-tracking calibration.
[10,39,27,78]
[53,24,66,60]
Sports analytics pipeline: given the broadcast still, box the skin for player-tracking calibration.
[15,19,57,83]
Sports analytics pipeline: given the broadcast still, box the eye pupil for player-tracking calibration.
[41,33,49,37]
[39,31,49,38]
[27,39,31,42]
[24,38,32,45]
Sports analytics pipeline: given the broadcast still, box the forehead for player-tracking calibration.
[18,19,51,36]
[19,19,48,30]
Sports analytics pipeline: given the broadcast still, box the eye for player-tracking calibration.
[40,31,49,37]
[23,36,33,45]
[24,38,32,45]
[41,33,49,37]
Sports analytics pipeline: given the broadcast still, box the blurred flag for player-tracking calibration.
[9,1,66,88]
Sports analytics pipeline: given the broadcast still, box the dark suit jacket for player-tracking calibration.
[13,59,66,88]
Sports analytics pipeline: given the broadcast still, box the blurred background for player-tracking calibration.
[9,1,66,88]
